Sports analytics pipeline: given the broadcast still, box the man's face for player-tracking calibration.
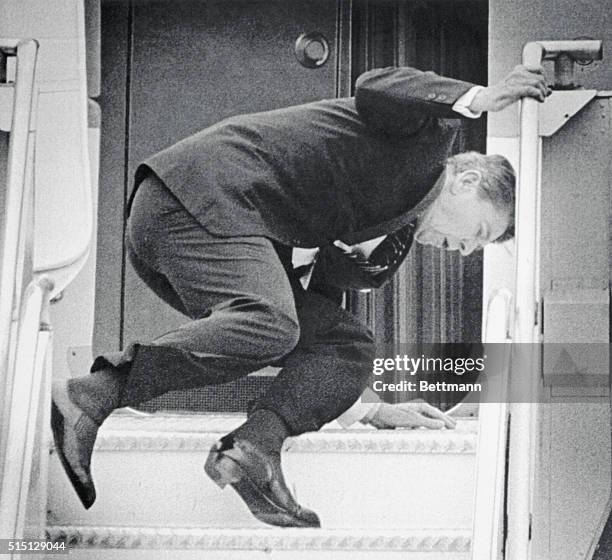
[415,169,509,256]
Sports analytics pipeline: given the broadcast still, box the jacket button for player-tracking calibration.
[437,94,447,101]
[427,93,437,99]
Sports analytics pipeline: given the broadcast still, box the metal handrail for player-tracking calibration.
[504,41,544,560]
[0,276,53,538]
[0,38,38,386]
[0,38,41,542]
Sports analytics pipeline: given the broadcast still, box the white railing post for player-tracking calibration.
[0,38,41,543]
[471,289,513,560]
[0,39,38,390]
[505,40,544,560]
[0,277,54,540]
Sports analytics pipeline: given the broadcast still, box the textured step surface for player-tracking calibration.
[46,525,471,560]
[48,414,477,531]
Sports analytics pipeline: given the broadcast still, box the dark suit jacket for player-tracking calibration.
[133,66,475,288]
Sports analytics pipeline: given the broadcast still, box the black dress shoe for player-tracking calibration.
[204,435,321,528]
[50,379,98,509]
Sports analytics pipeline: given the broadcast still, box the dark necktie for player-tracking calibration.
[351,221,417,277]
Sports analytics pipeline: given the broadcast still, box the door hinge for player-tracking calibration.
[535,300,544,334]
[529,512,533,540]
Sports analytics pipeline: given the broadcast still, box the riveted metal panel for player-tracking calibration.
[537,95,612,560]
[540,97,611,298]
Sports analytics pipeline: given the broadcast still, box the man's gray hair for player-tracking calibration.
[446,151,516,242]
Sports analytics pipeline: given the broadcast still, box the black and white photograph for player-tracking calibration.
[0,1,611,559]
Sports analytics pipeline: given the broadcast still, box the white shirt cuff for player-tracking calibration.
[349,235,387,259]
[452,86,485,119]
[291,247,320,288]
[335,388,382,428]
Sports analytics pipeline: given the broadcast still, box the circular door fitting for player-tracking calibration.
[295,32,330,68]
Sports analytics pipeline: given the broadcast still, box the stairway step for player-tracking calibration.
[46,525,471,559]
[48,414,477,531]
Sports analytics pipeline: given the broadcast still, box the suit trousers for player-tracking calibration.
[93,174,374,435]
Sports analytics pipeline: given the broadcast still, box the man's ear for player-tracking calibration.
[450,169,483,195]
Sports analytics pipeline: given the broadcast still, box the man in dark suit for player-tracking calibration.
[51,65,549,527]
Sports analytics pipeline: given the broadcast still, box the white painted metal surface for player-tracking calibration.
[470,289,512,560]
[483,112,612,560]
[0,0,95,295]
[0,40,44,546]
[503,39,605,560]
[46,526,472,560]
[505,40,544,560]
[0,277,53,540]
[0,2,97,541]
[0,39,38,413]
[538,89,597,137]
[48,415,478,532]
[49,111,100,382]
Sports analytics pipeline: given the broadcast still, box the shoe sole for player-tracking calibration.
[204,449,319,528]
[50,395,96,509]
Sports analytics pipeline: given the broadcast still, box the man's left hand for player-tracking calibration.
[363,400,457,430]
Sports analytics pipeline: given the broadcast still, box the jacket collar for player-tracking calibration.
[340,165,446,245]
